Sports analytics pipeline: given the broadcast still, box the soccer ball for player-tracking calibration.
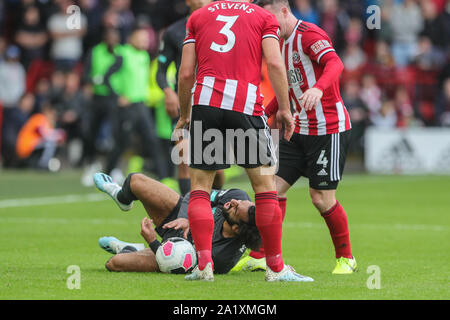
[155,237,197,274]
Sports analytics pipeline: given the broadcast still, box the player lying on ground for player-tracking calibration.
[239,0,356,275]
[94,172,312,279]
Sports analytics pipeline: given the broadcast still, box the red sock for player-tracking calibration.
[255,192,284,272]
[249,247,265,259]
[188,190,214,270]
[249,197,286,259]
[321,201,352,259]
[278,197,287,221]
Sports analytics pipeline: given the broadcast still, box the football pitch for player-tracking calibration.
[0,171,448,300]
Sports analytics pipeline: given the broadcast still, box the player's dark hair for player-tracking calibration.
[217,205,262,251]
[236,218,262,251]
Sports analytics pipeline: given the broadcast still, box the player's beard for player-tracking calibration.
[216,204,238,227]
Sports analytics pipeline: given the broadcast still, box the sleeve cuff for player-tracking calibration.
[313,84,324,92]
[262,34,280,41]
[149,239,161,254]
[183,39,196,45]
[317,49,335,64]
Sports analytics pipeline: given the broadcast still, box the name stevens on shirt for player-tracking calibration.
[208,2,255,14]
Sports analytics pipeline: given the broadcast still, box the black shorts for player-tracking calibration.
[155,197,193,243]
[189,105,276,171]
[277,130,351,190]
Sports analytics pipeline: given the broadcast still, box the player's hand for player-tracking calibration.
[276,109,295,141]
[162,218,190,239]
[175,116,190,131]
[164,88,180,119]
[299,88,323,112]
[140,217,157,243]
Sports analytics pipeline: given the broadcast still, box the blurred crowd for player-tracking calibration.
[0,0,449,174]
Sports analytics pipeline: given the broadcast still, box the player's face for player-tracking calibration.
[223,199,254,224]
[263,4,288,38]
[131,29,150,51]
[186,0,211,12]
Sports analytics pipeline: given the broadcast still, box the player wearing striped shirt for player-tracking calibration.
[252,0,357,275]
[176,0,308,282]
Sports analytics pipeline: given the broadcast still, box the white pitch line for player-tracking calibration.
[0,193,107,209]
[283,222,448,232]
[0,216,446,233]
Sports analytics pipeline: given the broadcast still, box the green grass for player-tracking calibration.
[0,170,449,299]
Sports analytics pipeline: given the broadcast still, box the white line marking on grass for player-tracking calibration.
[225,175,442,192]
[0,217,127,225]
[0,193,107,209]
[284,222,448,232]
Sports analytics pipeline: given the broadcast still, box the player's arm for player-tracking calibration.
[157,32,179,118]
[176,42,196,130]
[262,37,294,140]
[300,32,344,111]
[300,51,344,111]
[140,217,162,254]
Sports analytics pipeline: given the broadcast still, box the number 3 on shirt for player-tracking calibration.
[210,15,239,53]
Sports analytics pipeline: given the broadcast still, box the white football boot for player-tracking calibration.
[93,172,133,211]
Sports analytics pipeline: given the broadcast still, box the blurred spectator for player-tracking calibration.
[414,36,446,71]
[16,102,65,170]
[14,5,48,69]
[0,37,7,61]
[320,0,347,53]
[436,78,450,126]
[389,0,424,67]
[1,93,35,167]
[371,99,398,128]
[372,40,396,69]
[102,0,134,44]
[34,77,51,112]
[420,0,449,49]
[394,87,415,128]
[79,0,106,50]
[80,27,121,185]
[360,74,382,118]
[344,18,363,46]
[55,72,86,144]
[48,0,87,71]
[0,45,26,108]
[49,69,66,103]
[292,0,320,25]
[342,80,368,156]
[104,28,168,182]
[377,4,394,43]
[343,43,366,71]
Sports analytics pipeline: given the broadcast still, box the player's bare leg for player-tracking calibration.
[94,172,181,227]
[275,175,291,198]
[185,168,216,281]
[213,170,225,189]
[177,138,191,196]
[106,249,160,272]
[130,173,180,227]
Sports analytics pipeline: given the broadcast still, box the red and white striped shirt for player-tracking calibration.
[282,20,351,135]
[184,1,280,116]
